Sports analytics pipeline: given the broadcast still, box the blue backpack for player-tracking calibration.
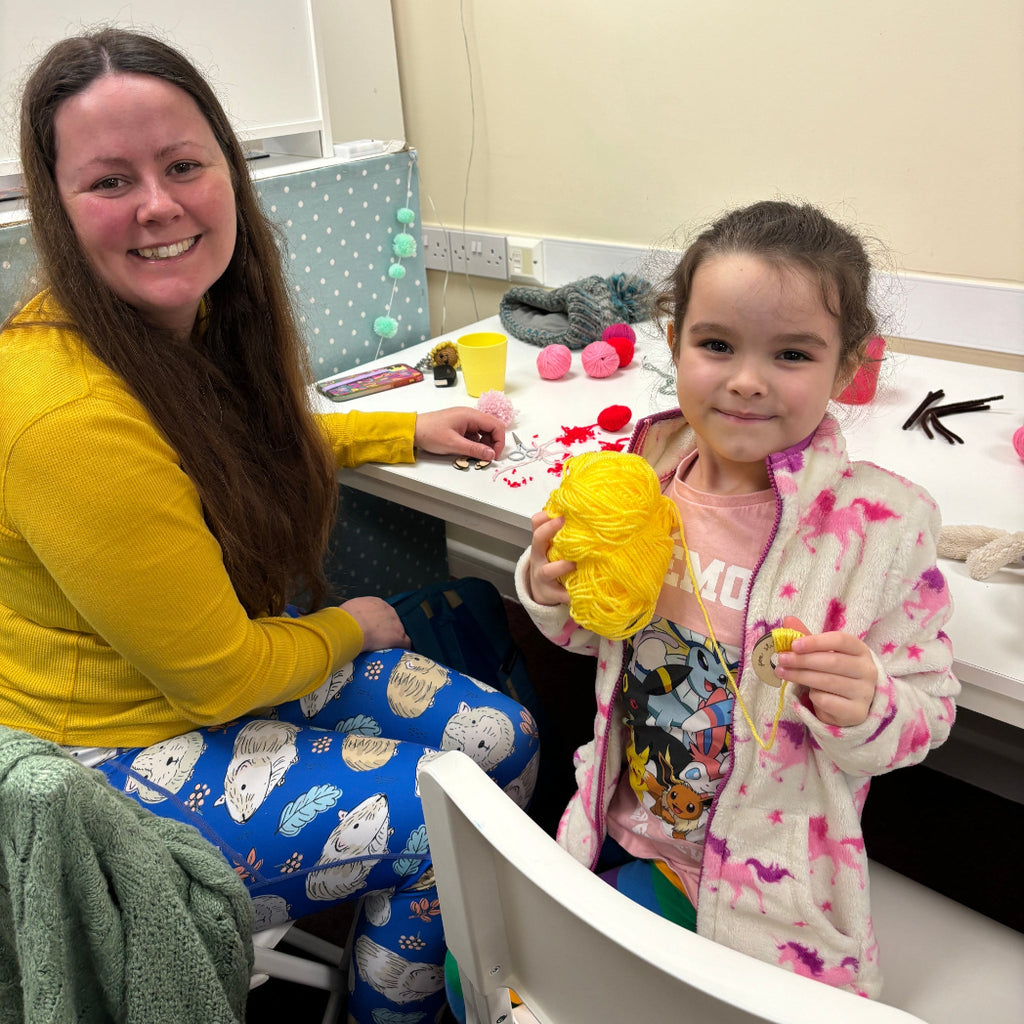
[388,577,545,728]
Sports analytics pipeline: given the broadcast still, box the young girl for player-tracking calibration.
[519,201,958,999]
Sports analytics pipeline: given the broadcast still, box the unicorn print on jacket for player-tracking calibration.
[797,490,900,570]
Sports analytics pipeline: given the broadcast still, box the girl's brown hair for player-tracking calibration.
[15,28,337,616]
[656,201,878,381]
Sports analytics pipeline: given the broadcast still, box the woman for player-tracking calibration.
[0,27,537,1021]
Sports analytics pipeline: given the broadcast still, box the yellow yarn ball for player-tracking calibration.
[544,451,679,640]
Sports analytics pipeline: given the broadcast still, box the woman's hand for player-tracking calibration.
[775,615,878,728]
[414,408,505,461]
[529,511,574,607]
[340,596,410,652]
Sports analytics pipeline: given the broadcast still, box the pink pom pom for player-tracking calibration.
[581,340,619,378]
[1014,424,1024,461]
[537,344,572,380]
[597,405,632,432]
[476,389,517,425]
[605,336,635,368]
[601,322,636,344]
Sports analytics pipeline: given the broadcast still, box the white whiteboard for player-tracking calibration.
[0,0,330,176]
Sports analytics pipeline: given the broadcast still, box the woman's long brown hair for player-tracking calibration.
[14,28,337,616]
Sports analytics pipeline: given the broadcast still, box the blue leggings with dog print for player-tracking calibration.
[97,647,540,1023]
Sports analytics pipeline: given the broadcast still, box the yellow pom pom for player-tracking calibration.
[770,627,804,653]
[544,451,678,640]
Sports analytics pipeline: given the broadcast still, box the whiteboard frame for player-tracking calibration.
[0,0,335,178]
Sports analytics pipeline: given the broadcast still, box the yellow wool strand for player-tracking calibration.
[546,450,803,749]
[679,526,800,751]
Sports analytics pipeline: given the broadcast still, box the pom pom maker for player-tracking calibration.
[750,628,805,688]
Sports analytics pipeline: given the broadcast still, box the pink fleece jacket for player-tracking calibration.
[515,411,958,998]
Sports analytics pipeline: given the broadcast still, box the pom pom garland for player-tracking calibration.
[476,389,517,425]
[373,315,398,339]
[537,344,572,380]
[581,340,619,378]
[544,451,678,640]
[1014,425,1024,461]
[597,405,632,432]
[392,233,417,258]
[372,157,417,360]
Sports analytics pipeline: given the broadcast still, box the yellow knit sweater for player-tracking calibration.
[0,293,417,746]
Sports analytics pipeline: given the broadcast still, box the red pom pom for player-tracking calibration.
[597,405,632,432]
[605,336,635,368]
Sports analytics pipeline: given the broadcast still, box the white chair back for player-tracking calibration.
[420,751,926,1024]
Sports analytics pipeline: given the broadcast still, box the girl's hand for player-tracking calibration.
[340,596,410,652]
[774,615,877,728]
[529,511,574,607]
[414,408,505,462]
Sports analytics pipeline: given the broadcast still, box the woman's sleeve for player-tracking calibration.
[796,494,960,776]
[314,409,416,468]
[6,394,367,726]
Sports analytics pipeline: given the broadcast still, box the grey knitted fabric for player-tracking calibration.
[498,273,652,349]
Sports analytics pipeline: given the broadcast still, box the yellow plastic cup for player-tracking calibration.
[456,332,507,397]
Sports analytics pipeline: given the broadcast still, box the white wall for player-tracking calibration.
[358,1,1024,343]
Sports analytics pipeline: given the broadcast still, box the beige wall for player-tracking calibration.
[369,1,1023,335]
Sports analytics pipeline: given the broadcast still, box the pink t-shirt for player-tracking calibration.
[606,452,775,902]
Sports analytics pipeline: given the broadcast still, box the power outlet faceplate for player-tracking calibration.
[507,236,544,285]
[421,226,451,271]
[449,230,509,280]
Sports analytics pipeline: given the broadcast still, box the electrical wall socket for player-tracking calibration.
[421,226,451,271]
[507,236,544,285]
[449,230,509,280]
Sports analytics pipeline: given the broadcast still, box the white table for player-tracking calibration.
[316,316,1024,729]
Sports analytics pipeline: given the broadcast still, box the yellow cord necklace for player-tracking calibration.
[675,512,801,752]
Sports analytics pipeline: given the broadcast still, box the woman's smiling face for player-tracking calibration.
[53,72,237,335]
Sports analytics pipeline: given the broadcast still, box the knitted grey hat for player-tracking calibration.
[498,273,652,349]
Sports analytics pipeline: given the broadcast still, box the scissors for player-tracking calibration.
[507,432,539,462]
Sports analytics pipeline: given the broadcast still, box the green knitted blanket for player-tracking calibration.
[0,727,254,1024]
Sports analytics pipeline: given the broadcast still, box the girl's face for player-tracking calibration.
[672,253,846,494]
[54,73,237,336]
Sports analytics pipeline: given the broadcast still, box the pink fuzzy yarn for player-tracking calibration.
[537,344,572,380]
[476,389,517,425]
[582,340,619,378]
[1014,424,1024,460]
